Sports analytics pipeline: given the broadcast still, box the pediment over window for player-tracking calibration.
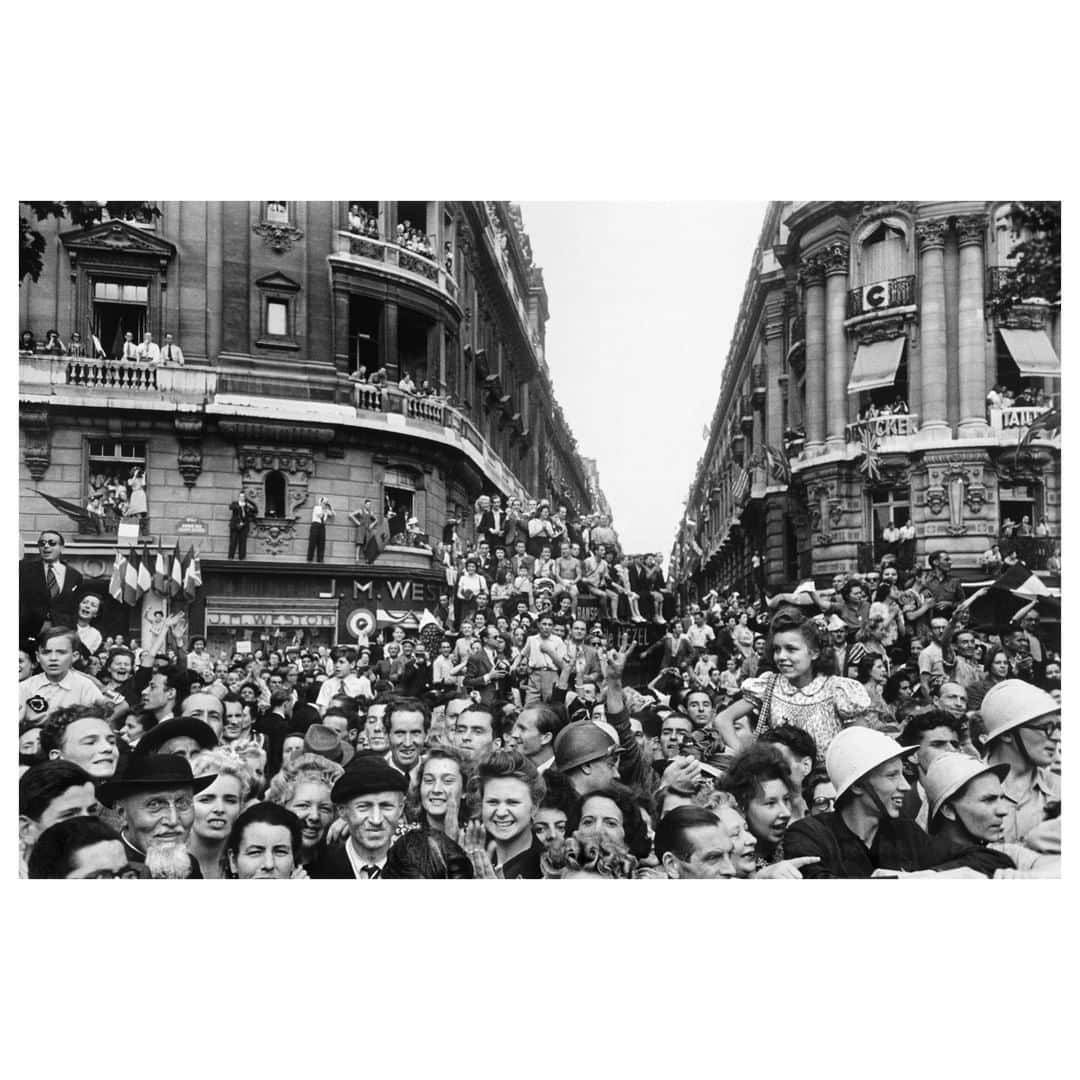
[254,270,301,293]
[60,219,177,260]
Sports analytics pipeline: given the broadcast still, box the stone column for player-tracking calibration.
[916,220,949,440]
[801,258,826,454]
[382,301,398,381]
[955,214,990,436]
[822,241,850,453]
[763,298,785,452]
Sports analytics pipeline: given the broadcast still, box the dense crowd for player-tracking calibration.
[18,517,1060,879]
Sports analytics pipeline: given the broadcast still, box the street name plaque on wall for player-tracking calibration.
[176,516,208,535]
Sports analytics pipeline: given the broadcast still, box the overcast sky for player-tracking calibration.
[519,201,769,560]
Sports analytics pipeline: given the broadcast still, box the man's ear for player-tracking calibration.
[939,804,958,823]
[18,815,39,849]
[661,852,681,879]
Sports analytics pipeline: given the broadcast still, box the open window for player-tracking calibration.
[348,295,381,375]
[398,307,434,387]
[383,485,415,544]
[92,279,149,359]
[264,471,287,518]
[85,438,148,537]
[265,201,289,224]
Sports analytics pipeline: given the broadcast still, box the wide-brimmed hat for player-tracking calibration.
[130,716,219,759]
[97,754,215,806]
[303,723,355,766]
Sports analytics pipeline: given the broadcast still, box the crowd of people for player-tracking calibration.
[18,512,1060,879]
[20,327,186,366]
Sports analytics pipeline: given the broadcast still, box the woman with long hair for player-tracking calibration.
[188,750,253,879]
[712,610,872,763]
[857,653,896,733]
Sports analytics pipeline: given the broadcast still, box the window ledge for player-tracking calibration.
[255,336,301,352]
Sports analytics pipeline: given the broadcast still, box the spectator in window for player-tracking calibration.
[398,370,417,394]
[986,384,1003,411]
[120,331,139,362]
[20,330,37,354]
[348,204,364,232]
[161,333,184,365]
[42,329,67,355]
[136,332,161,365]
[67,331,87,358]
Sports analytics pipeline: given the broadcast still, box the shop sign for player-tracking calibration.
[207,611,337,628]
[352,578,443,605]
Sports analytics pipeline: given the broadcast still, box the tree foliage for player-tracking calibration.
[989,201,1061,317]
[19,202,161,283]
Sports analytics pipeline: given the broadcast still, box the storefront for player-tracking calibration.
[204,598,340,655]
[338,571,447,644]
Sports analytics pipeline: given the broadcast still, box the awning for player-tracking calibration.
[848,336,905,394]
[999,328,1060,377]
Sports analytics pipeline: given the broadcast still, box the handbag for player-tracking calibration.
[753,672,779,737]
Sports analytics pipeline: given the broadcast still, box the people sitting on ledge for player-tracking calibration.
[859,399,910,422]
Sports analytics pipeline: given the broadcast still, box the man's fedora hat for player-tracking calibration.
[97,754,215,806]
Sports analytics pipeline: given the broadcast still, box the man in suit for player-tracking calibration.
[160,333,184,365]
[562,617,603,690]
[20,531,84,642]
[308,753,408,879]
[462,624,506,707]
[228,491,258,560]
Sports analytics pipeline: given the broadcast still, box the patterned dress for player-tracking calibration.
[741,673,873,762]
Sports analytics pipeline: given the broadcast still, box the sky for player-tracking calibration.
[519,201,768,560]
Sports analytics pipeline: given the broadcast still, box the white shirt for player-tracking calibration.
[20,670,110,723]
[345,837,387,879]
[161,341,184,365]
[315,673,373,711]
[137,341,161,363]
[42,562,67,592]
[311,502,334,525]
[523,633,566,672]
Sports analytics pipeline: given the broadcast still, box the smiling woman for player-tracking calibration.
[188,750,253,878]
[466,748,546,878]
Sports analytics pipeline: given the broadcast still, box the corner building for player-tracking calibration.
[671,201,1061,601]
[18,201,595,652]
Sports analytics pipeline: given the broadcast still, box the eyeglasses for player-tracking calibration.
[80,865,143,880]
[1023,721,1061,737]
[141,796,194,816]
[811,796,835,810]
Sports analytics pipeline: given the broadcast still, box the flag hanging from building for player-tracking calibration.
[731,466,750,502]
[169,540,185,598]
[364,515,392,564]
[763,443,792,485]
[1017,406,1061,458]
[123,548,141,606]
[855,427,882,482]
[137,546,153,597]
[108,552,125,602]
[152,545,169,594]
[182,546,203,600]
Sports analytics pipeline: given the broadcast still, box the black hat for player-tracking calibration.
[131,716,219,759]
[97,754,215,806]
[331,752,408,804]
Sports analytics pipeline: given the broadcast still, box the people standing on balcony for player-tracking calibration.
[228,491,258,560]
[42,330,67,355]
[136,332,161,365]
[398,370,417,394]
[1017,515,1033,537]
[67,332,86,358]
[986,384,1003,414]
[881,519,901,561]
[120,331,139,362]
[124,467,147,531]
[19,330,37,354]
[897,519,916,569]
[161,333,184,366]
[527,503,557,557]
[307,497,335,563]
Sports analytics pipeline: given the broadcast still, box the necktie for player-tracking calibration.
[362,865,381,880]
[167,345,173,360]
[47,566,60,598]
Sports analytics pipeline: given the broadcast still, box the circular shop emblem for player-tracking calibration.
[345,608,377,641]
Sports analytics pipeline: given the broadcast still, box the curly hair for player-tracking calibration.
[190,748,254,800]
[540,828,638,879]
[577,783,652,859]
[465,748,545,818]
[722,742,797,814]
[266,752,345,806]
[766,609,834,675]
[39,703,111,757]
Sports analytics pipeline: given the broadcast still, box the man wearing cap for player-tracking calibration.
[784,727,1012,878]
[552,720,622,797]
[97,755,215,878]
[131,716,219,761]
[979,680,1061,845]
[923,754,1060,877]
[309,753,408,879]
[825,615,848,675]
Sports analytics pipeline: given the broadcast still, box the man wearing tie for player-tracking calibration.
[463,624,505,707]
[19,531,84,642]
[315,648,373,713]
[120,331,139,362]
[308,754,408,879]
[228,491,258,560]
[161,333,185,366]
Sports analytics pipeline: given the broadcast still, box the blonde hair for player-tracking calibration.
[190,748,254,800]
[266,752,344,806]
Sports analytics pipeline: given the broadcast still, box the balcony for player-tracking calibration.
[331,230,459,304]
[995,532,1059,572]
[985,266,1014,299]
[988,405,1054,438]
[846,275,916,319]
[739,394,754,433]
[19,354,528,501]
[846,413,918,442]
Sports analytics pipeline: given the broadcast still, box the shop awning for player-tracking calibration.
[847,336,906,394]
[999,328,1060,377]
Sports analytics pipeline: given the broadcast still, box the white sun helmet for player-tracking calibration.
[924,753,1011,823]
[825,727,917,801]
[979,680,1060,744]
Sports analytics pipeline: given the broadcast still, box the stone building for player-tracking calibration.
[670,201,1061,601]
[18,201,595,652]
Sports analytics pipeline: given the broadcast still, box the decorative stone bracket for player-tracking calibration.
[21,405,52,481]
[175,412,205,487]
[253,221,304,254]
[923,451,989,535]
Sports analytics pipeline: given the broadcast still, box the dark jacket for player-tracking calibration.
[308,843,357,879]
[19,558,84,640]
[784,811,1014,879]
[499,835,545,879]
[228,499,258,530]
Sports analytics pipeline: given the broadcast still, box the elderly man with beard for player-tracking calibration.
[784,727,1011,878]
[97,755,214,878]
[309,753,409,879]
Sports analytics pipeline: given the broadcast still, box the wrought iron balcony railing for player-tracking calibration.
[846,274,916,318]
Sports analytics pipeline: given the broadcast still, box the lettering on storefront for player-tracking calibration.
[207,612,337,627]
[353,578,442,605]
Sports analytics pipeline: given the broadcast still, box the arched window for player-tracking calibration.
[264,471,287,518]
[859,220,907,284]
